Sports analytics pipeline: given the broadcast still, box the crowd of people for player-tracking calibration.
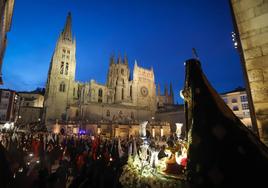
[0,131,131,188]
[0,129,186,188]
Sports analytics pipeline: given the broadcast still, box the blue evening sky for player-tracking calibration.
[1,0,244,103]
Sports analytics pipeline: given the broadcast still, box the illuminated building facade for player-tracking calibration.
[221,87,252,129]
[43,12,176,134]
[0,0,15,84]
[230,0,268,145]
[0,88,19,123]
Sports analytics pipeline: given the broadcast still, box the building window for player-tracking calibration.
[73,88,75,96]
[60,62,64,74]
[88,89,91,97]
[98,89,103,103]
[130,85,132,99]
[63,49,66,53]
[243,111,250,117]
[59,82,66,92]
[223,97,228,103]
[242,103,249,110]
[231,98,237,103]
[67,55,69,59]
[4,92,10,98]
[106,110,110,117]
[98,89,103,97]
[0,114,6,120]
[67,50,70,54]
[122,88,124,100]
[65,62,69,75]
[240,95,247,102]
[131,112,134,119]
[233,106,239,111]
[121,69,124,75]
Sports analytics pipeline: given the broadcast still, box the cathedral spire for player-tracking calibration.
[157,83,161,96]
[134,60,138,67]
[117,54,122,64]
[62,12,72,41]
[170,82,174,96]
[110,54,115,65]
[164,84,168,96]
[124,53,128,65]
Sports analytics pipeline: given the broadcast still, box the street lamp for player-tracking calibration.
[152,127,155,138]
[97,126,101,135]
[231,31,238,49]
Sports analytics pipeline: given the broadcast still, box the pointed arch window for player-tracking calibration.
[60,62,64,74]
[130,85,132,99]
[65,62,69,75]
[98,88,103,103]
[106,110,110,117]
[59,82,66,92]
[98,88,103,97]
[77,89,79,98]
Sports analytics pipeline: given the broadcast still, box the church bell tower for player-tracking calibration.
[43,12,76,125]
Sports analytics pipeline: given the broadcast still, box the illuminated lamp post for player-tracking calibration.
[152,127,155,138]
[97,126,101,135]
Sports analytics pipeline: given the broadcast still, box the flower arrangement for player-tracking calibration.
[119,156,186,188]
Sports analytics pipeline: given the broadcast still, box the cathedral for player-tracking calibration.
[43,13,174,126]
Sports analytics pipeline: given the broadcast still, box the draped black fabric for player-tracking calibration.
[184,59,268,188]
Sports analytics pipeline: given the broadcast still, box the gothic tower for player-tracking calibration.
[43,12,76,124]
[132,61,156,112]
[107,54,130,103]
[169,82,174,104]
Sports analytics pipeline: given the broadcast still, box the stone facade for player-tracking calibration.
[220,87,252,128]
[0,89,19,123]
[43,13,79,124]
[19,91,44,108]
[231,0,268,145]
[0,0,15,84]
[156,83,174,107]
[18,89,44,125]
[155,104,185,136]
[44,13,174,127]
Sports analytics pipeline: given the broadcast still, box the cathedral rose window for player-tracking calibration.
[140,86,148,97]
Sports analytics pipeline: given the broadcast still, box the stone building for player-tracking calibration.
[0,0,14,84]
[230,0,268,145]
[156,83,174,107]
[155,104,185,136]
[17,88,44,125]
[220,87,252,128]
[0,88,19,123]
[43,13,174,129]
[43,12,79,124]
